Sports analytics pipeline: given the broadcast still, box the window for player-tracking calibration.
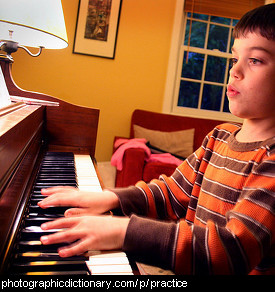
[163,5,242,123]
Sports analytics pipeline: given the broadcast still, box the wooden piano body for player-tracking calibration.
[0,57,100,274]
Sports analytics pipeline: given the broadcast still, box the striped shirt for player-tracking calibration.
[114,123,275,275]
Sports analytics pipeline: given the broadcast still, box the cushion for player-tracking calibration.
[133,125,194,159]
[143,162,177,183]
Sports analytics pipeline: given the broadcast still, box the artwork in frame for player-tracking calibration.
[73,0,122,59]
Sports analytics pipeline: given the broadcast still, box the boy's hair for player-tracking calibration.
[233,3,275,41]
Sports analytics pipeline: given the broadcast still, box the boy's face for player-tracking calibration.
[227,31,275,121]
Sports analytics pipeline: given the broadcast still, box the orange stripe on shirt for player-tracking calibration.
[175,220,193,275]
[207,221,231,274]
[163,175,191,207]
[136,181,157,218]
[198,191,235,217]
[234,200,275,233]
[227,218,262,270]
[151,179,178,220]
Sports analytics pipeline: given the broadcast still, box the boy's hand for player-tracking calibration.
[38,187,120,216]
[40,215,130,257]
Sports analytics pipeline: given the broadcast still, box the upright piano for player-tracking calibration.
[0,58,134,275]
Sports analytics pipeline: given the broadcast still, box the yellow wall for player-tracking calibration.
[11,0,176,161]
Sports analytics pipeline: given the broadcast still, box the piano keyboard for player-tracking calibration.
[8,152,133,275]
[74,154,102,192]
[87,251,133,275]
[75,154,134,274]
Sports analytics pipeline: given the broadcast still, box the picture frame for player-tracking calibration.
[73,0,122,59]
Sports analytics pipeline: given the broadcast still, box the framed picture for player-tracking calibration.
[73,0,122,59]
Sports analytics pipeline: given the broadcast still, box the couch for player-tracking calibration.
[113,109,228,187]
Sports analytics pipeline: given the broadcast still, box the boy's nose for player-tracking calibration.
[229,63,244,80]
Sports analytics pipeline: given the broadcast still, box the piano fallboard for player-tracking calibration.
[0,106,45,270]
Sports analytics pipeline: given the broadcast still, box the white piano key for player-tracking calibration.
[74,154,102,192]
[89,256,130,266]
[88,251,128,258]
[74,156,134,275]
[86,251,133,274]
[77,177,100,186]
[78,186,103,192]
[86,264,133,275]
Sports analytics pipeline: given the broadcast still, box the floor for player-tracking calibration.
[97,161,116,188]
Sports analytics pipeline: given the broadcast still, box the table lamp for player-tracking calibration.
[0,0,68,60]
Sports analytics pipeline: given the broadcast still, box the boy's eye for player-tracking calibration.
[249,58,262,65]
[229,58,237,67]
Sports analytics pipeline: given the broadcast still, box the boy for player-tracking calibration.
[39,4,275,275]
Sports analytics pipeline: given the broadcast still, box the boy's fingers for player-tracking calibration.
[41,186,75,196]
[38,192,79,209]
[40,218,81,245]
[41,217,77,230]
[58,240,89,257]
[40,230,78,246]
[64,208,92,217]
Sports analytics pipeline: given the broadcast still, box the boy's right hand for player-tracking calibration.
[38,187,120,217]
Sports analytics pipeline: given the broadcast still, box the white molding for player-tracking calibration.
[162,0,185,114]
[162,5,242,124]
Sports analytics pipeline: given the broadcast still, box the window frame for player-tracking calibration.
[163,0,242,123]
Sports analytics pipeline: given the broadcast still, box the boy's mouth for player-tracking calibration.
[226,84,240,98]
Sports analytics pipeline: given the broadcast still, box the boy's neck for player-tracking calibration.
[236,118,275,143]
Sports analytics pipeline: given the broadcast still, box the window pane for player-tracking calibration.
[188,13,209,20]
[184,20,207,48]
[210,16,231,25]
[182,51,205,79]
[177,13,237,115]
[201,84,222,111]
[223,94,230,113]
[178,80,200,108]
[232,19,239,26]
[205,56,226,83]
[207,24,229,52]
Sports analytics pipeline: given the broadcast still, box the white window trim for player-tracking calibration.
[162,0,242,123]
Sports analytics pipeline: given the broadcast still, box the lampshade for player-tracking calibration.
[0,0,68,50]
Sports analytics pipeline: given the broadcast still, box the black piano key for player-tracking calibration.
[12,253,89,275]
[14,252,86,262]
[15,240,75,255]
[12,260,88,273]
[19,227,61,241]
[24,217,54,226]
[41,160,74,164]
[43,152,74,158]
[35,178,76,183]
[28,205,69,216]
[16,241,67,253]
[9,151,91,275]
[28,212,63,219]
[38,175,75,179]
[12,270,89,276]
[33,183,77,190]
[38,171,76,175]
[30,198,45,204]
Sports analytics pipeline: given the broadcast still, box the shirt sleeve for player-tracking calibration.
[122,215,179,270]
